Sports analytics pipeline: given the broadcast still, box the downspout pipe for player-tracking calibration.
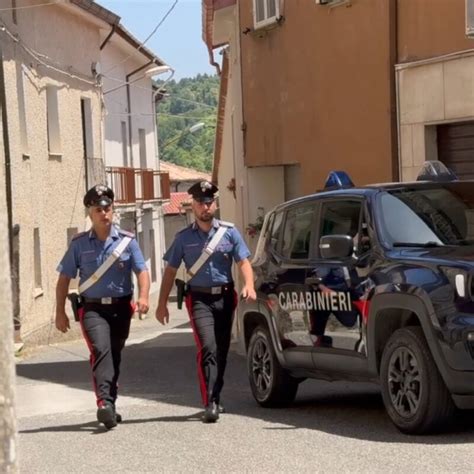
[100,24,116,51]
[0,43,13,267]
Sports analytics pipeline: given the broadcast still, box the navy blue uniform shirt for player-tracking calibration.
[57,226,147,298]
[164,219,251,287]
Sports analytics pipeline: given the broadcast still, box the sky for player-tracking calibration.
[98,0,216,80]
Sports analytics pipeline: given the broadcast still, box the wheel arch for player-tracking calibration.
[367,293,446,381]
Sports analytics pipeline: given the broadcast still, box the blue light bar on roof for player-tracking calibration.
[324,171,354,190]
[416,161,458,182]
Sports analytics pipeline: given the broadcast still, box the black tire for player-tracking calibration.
[380,326,455,434]
[247,325,299,407]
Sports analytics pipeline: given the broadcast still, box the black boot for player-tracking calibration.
[202,401,219,423]
[97,402,118,430]
[112,404,123,423]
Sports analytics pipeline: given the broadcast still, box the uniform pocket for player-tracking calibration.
[80,252,97,268]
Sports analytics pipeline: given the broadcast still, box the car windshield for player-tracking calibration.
[378,183,474,246]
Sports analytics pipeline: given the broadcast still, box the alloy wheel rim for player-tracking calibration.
[252,337,272,395]
[388,346,422,418]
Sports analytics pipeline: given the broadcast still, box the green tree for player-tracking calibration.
[156,74,219,172]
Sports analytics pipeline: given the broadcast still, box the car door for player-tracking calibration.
[308,198,370,354]
[259,202,317,368]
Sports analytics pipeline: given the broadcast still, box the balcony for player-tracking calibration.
[105,167,170,205]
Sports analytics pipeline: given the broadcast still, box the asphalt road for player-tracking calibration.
[15,308,474,473]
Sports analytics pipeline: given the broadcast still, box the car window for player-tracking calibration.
[269,211,284,253]
[280,205,315,260]
[319,200,362,239]
[379,185,474,245]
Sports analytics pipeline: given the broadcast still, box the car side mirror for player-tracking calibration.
[319,235,353,259]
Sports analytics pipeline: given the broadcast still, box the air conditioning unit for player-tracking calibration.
[467,0,474,37]
[315,0,330,4]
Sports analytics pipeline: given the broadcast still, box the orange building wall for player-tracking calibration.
[239,0,397,194]
[397,0,474,63]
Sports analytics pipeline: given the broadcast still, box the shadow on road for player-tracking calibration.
[17,331,474,443]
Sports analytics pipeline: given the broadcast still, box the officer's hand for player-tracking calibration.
[55,311,70,333]
[137,298,149,315]
[241,286,257,302]
[155,304,169,325]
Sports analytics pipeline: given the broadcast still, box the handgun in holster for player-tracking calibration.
[175,278,187,309]
[67,292,84,322]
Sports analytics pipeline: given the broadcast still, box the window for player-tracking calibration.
[269,211,284,252]
[281,205,315,260]
[319,201,362,239]
[81,98,94,159]
[33,228,42,290]
[121,121,128,167]
[467,0,474,37]
[12,0,17,24]
[253,0,280,29]
[17,64,28,157]
[46,86,61,156]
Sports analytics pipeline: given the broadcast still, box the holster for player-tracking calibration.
[67,292,83,322]
[175,278,187,310]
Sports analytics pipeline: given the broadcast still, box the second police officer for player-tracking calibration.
[156,181,257,423]
[55,184,150,430]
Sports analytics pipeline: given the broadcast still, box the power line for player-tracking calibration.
[104,0,179,75]
[0,1,64,11]
[103,75,218,110]
[0,20,97,86]
[165,96,217,109]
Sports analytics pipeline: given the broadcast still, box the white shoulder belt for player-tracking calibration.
[187,223,232,278]
[79,236,132,294]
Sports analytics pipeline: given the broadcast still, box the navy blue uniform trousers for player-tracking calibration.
[185,286,237,407]
[79,300,133,407]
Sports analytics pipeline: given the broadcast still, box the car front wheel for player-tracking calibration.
[247,325,299,407]
[380,326,454,434]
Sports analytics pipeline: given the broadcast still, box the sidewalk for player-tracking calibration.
[15,306,190,420]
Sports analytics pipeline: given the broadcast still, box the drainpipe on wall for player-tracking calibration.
[0,43,13,272]
[0,42,21,341]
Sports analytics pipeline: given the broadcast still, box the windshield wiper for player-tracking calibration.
[392,241,443,248]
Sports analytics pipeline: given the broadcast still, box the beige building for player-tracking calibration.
[0,0,171,345]
[1,1,108,344]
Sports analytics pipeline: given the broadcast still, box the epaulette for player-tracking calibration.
[219,220,235,228]
[71,231,87,241]
[118,229,135,238]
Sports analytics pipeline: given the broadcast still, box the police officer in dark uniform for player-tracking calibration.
[55,184,150,429]
[156,181,256,423]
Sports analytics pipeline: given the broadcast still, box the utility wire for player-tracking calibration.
[104,0,179,75]
[0,20,97,86]
[0,1,64,11]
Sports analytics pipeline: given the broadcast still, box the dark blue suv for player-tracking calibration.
[239,161,474,434]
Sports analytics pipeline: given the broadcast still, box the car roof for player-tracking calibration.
[273,179,474,213]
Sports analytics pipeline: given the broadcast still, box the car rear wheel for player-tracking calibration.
[380,326,455,434]
[247,325,299,407]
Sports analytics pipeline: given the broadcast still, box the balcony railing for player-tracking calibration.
[105,167,170,205]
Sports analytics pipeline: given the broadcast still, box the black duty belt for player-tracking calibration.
[188,283,234,295]
[82,295,132,305]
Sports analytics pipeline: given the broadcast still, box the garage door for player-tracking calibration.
[437,121,474,179]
